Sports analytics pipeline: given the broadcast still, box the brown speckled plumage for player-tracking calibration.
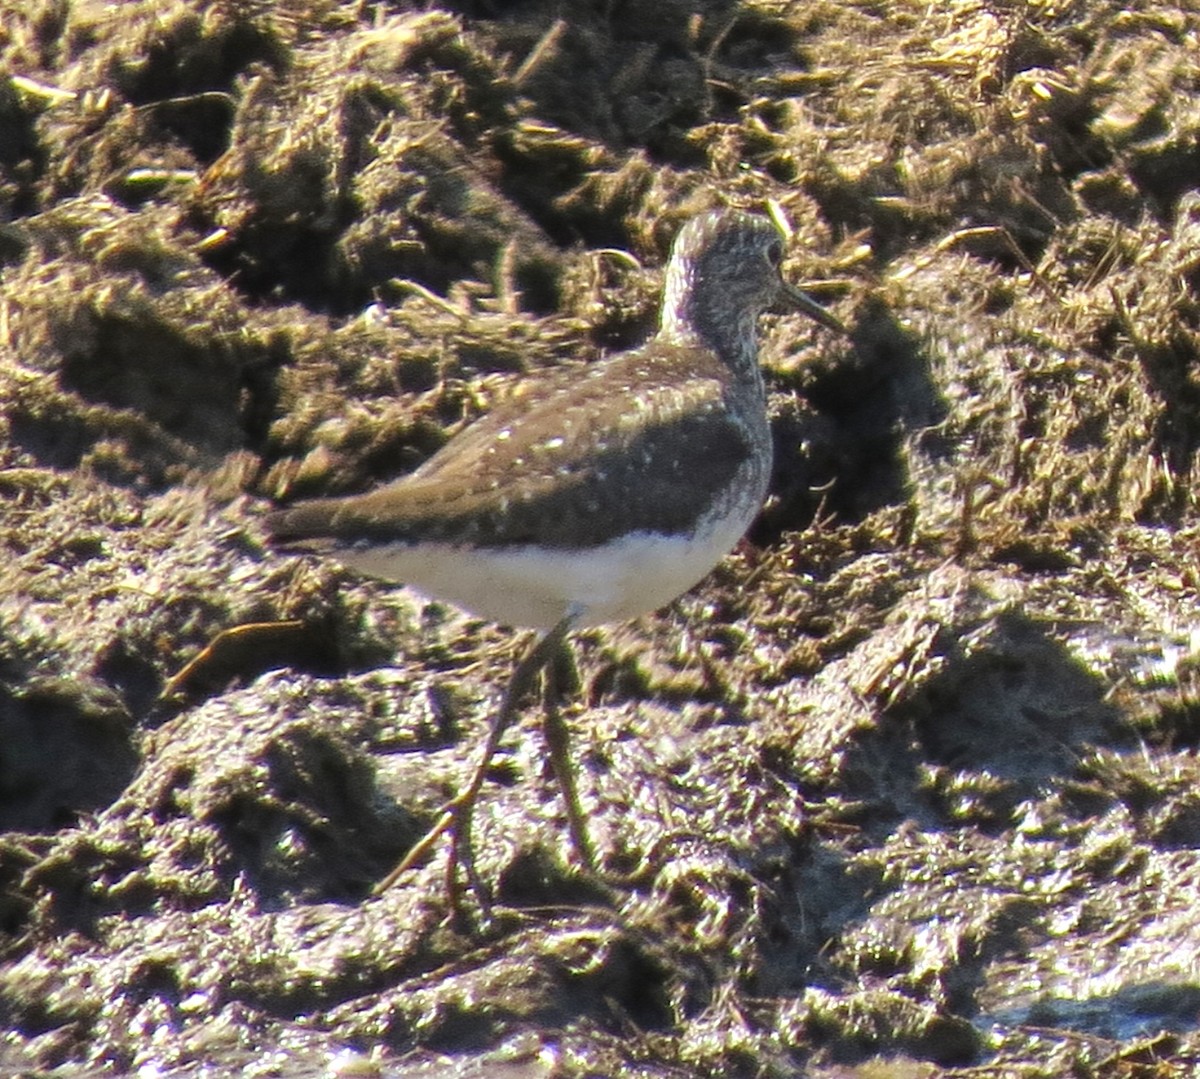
[265,207,844,898]
[267,208,841,629]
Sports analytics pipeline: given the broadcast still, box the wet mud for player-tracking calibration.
[2,2,1200,1076]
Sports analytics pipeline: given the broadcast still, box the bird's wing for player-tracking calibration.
[267,344,763,550]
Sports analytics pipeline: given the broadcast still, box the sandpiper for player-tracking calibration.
[266,207,845,905]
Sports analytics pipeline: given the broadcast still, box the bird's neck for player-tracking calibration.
[658,268,760,381]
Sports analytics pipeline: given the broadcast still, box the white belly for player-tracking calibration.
[337,504,754,631]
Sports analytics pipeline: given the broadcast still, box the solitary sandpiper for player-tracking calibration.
[266,207,845,905]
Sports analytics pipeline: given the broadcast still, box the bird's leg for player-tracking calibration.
[373,615,575,914]
[540,638,595,870]
[446,616,576,913]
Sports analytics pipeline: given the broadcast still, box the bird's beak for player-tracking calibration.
[782,281,848,335]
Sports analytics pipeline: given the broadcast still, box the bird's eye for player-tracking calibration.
[766,241,783,267]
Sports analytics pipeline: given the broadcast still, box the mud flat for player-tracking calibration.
[2,2,1200,1076]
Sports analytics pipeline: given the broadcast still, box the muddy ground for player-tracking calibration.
[2,1,1200,1076]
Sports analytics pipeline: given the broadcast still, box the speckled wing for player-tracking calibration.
[266,342,766,552]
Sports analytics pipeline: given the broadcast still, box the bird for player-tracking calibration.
[265,206,846,908]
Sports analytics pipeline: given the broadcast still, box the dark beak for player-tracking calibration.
[782,281,848,335]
